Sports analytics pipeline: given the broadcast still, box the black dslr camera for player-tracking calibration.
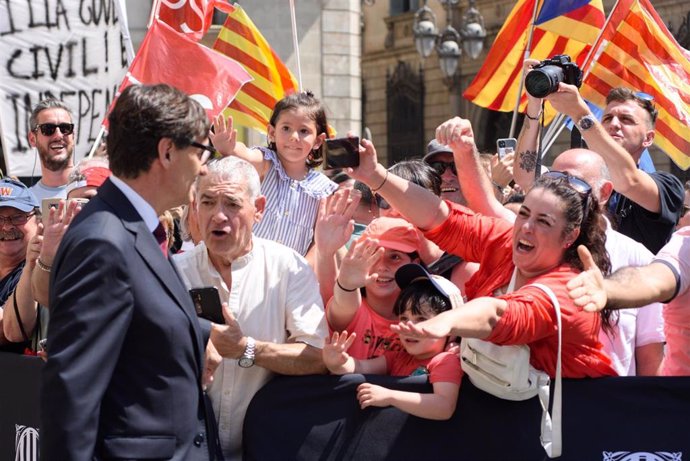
[525,55,583,98]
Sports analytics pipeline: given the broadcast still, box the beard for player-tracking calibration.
[38,146,73,172]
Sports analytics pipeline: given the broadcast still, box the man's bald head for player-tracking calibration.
[552,148,613,207]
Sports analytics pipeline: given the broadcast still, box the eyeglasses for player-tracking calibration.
[190,141,221,165]
[375,194,391,210]
[428,161,457,176]
[542,171,592,224]
[0,211,36,226]
[34,123,75,136]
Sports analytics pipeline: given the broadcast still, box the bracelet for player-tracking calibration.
[370,169,389,192]
[525,111,542,121]
[36,258,52,272]
[336,278,358,292]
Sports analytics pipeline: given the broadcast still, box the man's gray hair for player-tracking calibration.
[29,98,73,131]
[197,156,261,200]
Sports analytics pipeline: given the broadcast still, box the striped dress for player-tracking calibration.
[253,147,337,255]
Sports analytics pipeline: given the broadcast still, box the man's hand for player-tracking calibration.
[40,199,81,266]
[566,245,608,312]
[210,302,247,359]
[492,151,515,188]
[435,117,475,155]
[203,338,222,388]
[357,382,391,409]
[545,83,591,121]
[209,113,237,157]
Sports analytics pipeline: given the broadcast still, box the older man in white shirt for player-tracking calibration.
[175,156,328,460]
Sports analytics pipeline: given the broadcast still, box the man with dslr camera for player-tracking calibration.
[514,57,683,253]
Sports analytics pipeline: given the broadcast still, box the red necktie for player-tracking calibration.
[153,223,169,258]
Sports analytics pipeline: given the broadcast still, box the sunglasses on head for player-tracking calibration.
[35,123,75,136]
[542,170,593,223]
[428,161,457,176]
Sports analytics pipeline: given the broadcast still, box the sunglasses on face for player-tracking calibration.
[189,141,221,165]
[35,123,75,136]
[428,161,457,176]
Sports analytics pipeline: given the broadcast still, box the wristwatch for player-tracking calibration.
[238,336,256,368]
[577,114,596,131]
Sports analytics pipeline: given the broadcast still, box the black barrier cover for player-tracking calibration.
[244,374,690,461]
[0,353,42,461]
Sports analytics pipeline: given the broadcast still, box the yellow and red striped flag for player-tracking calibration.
[213,5,298,134]
[463,0,604,119]
[580,0,690,169]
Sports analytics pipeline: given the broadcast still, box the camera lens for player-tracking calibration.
[525,65,565,98]
[498,141,505,147]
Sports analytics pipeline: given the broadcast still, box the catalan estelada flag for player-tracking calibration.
[580,0,690,169]
[213,5,299,134]
[463,0,604,118]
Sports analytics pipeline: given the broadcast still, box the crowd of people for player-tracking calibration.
[0,58,688,460]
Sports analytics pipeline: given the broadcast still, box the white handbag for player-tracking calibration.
[460,270,562,458]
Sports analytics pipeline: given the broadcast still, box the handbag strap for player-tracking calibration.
[527,283,562,458]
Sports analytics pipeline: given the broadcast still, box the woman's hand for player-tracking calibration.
[315,189,360,256]
[322,331,357,374]
[391,316,451,339]
[337,238,384,292]
[566,245,608,312]
[357,383,391,409]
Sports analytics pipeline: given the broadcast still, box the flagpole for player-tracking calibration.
[288,0,303,91]
[509,0,541,138]
[148,0,162,29]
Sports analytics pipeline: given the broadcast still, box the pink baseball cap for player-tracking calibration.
[359,217,421,254]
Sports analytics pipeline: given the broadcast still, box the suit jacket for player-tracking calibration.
[41,179,212,460]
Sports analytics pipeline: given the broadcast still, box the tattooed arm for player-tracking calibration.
[512,59,543,192]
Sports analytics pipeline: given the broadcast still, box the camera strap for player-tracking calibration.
[534,100,546,181]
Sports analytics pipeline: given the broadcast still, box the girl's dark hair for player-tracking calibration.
[393,280,452,318]
[531,175,616,332]
[268,90,328,168]
[388,160,442,197]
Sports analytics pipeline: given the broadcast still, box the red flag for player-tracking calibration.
[156,0,235,42]
[114,19,252,121]
[580,0,690,169]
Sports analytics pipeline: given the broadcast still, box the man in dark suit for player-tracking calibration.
[41,84,220,460]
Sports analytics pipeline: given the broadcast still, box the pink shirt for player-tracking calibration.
[385,351,463,384]
[327,298,403,360]
[654,227,690,376]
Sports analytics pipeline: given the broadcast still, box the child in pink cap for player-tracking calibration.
[326,217,424,359]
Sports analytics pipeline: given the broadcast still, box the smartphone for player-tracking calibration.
[324,137,360,170]
[189,286,225,324]
[68,198,89,207]
[41,198,63,218]
[496,138,517,159]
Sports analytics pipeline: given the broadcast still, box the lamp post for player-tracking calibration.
[413,0,486,87]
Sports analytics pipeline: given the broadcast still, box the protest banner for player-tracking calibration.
[0,0,129,176]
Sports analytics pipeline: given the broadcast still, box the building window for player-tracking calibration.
[390,0,419,16]
[386,61,424,165]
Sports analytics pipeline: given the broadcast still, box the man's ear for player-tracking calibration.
[598,180,614,205]
[157,138,174,167]
[254,195,267,222]
[642,129,655,149]
[28,129,37,148]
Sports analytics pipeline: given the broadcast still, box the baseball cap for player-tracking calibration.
[423,139,453,162]
[395,263,463,309]
[65,166,112,196]
[359,217,421,254]
[0,178,39,212]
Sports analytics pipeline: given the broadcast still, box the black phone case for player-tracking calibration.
[189,287,224,324]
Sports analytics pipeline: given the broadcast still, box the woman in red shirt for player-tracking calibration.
[350,118,617,378]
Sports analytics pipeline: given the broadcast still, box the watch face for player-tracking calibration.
[239,357,254,368]
[579,116,595,130]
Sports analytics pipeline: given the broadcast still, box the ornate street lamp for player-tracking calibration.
[461,0,487,60]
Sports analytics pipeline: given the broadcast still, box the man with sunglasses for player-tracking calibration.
[423,140,466,205]
[27,98,76,201]
[0,179,40,354]
[514,58,683,254]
